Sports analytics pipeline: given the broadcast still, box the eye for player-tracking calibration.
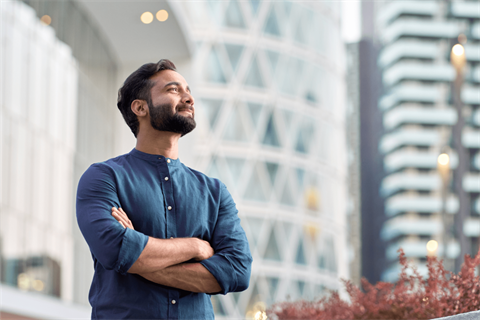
[168,87,178,92]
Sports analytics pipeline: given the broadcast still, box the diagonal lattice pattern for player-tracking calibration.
[171,0,348,317]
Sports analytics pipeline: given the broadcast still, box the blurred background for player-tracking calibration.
[0,0,478,319]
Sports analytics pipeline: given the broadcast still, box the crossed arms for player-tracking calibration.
[76,163,252,296]
[111,207,221,293]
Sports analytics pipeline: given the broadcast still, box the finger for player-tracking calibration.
[119,221,126,229]
[113,209,129,226]
[116,207,129,220]
[118,208,133,227]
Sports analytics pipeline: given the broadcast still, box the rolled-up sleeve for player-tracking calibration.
[76,163,149,275]
[200,183,253,294]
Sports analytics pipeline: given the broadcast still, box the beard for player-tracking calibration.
[148,100,196,137]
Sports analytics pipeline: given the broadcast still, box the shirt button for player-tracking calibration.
[164,177,169,181]
[167,159,171,163]
[168,206,172,210]
[170,237,174,239]
[171,300,176,305]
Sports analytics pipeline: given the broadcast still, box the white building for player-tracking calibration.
[376,0,480,281]
[0,1,349,318]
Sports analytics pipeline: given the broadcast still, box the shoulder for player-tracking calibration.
[181,164,225,190]
[79,154,131,184]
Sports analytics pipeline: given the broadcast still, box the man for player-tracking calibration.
[76,59,252,320]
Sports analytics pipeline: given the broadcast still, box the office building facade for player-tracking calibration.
[173,1,349,317]
[376,1,480,281]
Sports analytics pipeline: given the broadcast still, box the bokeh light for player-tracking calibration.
[40,15,51,25]
[33,279,45,291]
[437,153,450,166]
[140,12,154,24]
[156,9,168,22]
[452,44,465,57]
[254,310,267,320]
[17,273,30,290]
[426,240,438,253]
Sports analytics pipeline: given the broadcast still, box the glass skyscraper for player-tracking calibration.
[173,1,348,317]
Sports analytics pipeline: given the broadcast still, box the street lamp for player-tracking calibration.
[427,240,438,257]
[438,152,451,261]
[450,41,469,272]
[451,44,466,71]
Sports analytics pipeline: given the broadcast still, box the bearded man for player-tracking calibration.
[76,59,252,320]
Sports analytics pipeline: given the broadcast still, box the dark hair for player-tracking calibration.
[117,59,176,137]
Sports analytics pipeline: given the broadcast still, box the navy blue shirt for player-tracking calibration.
[76,148,252,319]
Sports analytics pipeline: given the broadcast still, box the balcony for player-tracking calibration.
[382,20,461,44]
[381,217,442,241]
[461,87,480,105]
[378,40,437,68]
[384,149,458,172]
[464,218,480,237]
[379,85,441,111]
[463,174,480,193]
[473,152,480,170]
[380,129,440,153]
[385,194,459,217]
[473,22,480,40]
[383,63,455,87]
[475,198,480,214]
[386,239,460,260]
[384,106,457,130]
[472,66,480,84]
[465,44,480,62]
[462,130,480,148]
[451,2,480,19]
[381,172,441,196]
[377,1,438,27]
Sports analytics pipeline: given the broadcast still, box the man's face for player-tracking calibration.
[147,69,196,136]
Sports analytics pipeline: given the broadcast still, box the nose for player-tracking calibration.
[182,91,194,107]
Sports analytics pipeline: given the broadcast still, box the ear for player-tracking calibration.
[131,99,148,117]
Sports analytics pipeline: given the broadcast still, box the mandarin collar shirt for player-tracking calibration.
[76,148,252,320]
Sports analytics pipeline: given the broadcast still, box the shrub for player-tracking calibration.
[267,249,480,319]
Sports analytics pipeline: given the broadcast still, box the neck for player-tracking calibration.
[135,129,181,159]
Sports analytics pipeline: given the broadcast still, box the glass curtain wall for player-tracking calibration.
[0,1,78,301]
[172,1,348,317]
[2,0,118,305]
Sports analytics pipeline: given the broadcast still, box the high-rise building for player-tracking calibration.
[1,0,349,318]
[376,0,480,281]
[168,2,349,317]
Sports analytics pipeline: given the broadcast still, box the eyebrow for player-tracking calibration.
[164,81,191,93]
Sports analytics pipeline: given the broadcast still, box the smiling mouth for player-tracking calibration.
[177,109,193,117]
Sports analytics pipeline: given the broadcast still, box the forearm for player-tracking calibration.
[128,237,198,274]
[139,263,221,293]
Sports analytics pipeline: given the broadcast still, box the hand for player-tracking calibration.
[193,238,214,261]
[112,207,135,230]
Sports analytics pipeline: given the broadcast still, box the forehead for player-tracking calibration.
[150,69,188,88]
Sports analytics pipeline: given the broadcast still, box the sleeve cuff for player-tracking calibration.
[115,228,149,275]
[200,254,236,295]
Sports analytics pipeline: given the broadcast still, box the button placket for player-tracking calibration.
[161,159,176,242]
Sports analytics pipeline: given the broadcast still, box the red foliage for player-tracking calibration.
[267,249,480,320]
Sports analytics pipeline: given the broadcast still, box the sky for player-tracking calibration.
[341,1,362,43]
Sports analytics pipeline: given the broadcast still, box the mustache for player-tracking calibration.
[176,105,194,113]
